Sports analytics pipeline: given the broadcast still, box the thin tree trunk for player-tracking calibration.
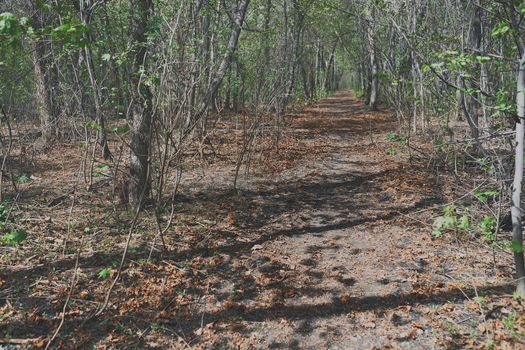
[511,52,525,297]
[464,3,482,151]
[128,0,154,207]
[31,10,58,145]
[203,0,250,110]
[84,45,111,160]
[366,10,378,111]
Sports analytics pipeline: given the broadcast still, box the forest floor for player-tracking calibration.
[1,91,525,349]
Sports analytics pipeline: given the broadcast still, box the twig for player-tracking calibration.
[0,338,41,345]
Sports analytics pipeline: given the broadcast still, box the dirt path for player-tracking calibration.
[188,91,513,349]
[1,91,517,349]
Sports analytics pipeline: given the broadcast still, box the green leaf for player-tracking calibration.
[111,125,130,133]
[17,174,28,184]
[2,229,27,245]
[101,53,111,61]
[475,56,491,63]
[443,204,456,217]
[84,121,102,131]
[96,164,109,170]
[458,215,471,230]
[492,22,512,37]
[36,0,52,11]
[520,3,525,15]
[474,188,499,203]
[93,164,109,178]
[97,268,112,279]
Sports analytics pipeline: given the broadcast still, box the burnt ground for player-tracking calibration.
[1,91,524,349]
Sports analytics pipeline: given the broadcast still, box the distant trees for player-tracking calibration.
[336,0,525,297]
[0,0,343,204]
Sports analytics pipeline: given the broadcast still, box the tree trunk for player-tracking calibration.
[463,3,482,151]
[511,52,525,297]
[128,0,154,207]
[31,10,58,145]
[366,11,378,111]
[84,45,111,160]
[203,0,250,110]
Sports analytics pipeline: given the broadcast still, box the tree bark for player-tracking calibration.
[463,3,482,151]
[203,0,250,110]
[366,10,378,111]
[128,0,154,207]
[511,52,525,297]
[31,9,58,144]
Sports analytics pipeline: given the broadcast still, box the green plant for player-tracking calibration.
[478,216,496,243]
[385,133,408,145]
[175,288,187,297]
[502,311,517,330]
[97,268,112,279]
[432,205,458,237]
[474,188,499,203]
[476,158,495,172]
[1,229,27,245]
[93,164,110,177]
[473,295,486,308]
[457,215,472,230]
[17,174,28,184]
[386,147,397,156]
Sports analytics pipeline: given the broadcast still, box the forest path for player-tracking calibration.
[0,91,512,349]
[195,91,509,349]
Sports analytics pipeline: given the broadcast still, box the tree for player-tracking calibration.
[510,0,525,297]
[365,5,378,110]
[128,0,154,207]
[31,3,59,145]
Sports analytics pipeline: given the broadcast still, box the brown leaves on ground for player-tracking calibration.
[1,92,524,349]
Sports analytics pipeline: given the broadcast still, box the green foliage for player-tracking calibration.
[385,133,408,145]
[432,215,457,237]
[476,158,495,172]
[0,12,30,47]
[474,188,499,203]
[478,216,496,243]
[491,21,512,37]
[84,121,102,131]
[457,215,472,230]
[502,311,517,330]
[48,19,88,48]
[493,89,515,115]
[432,205,458,237]
[2,229,27,245]
[111,125,130,133]
[17,174,29,184]
[93,164,110,177]
[386,147,397,156]
[431,204,500,243]
[443,204,456,217]
[97,268,112,279]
